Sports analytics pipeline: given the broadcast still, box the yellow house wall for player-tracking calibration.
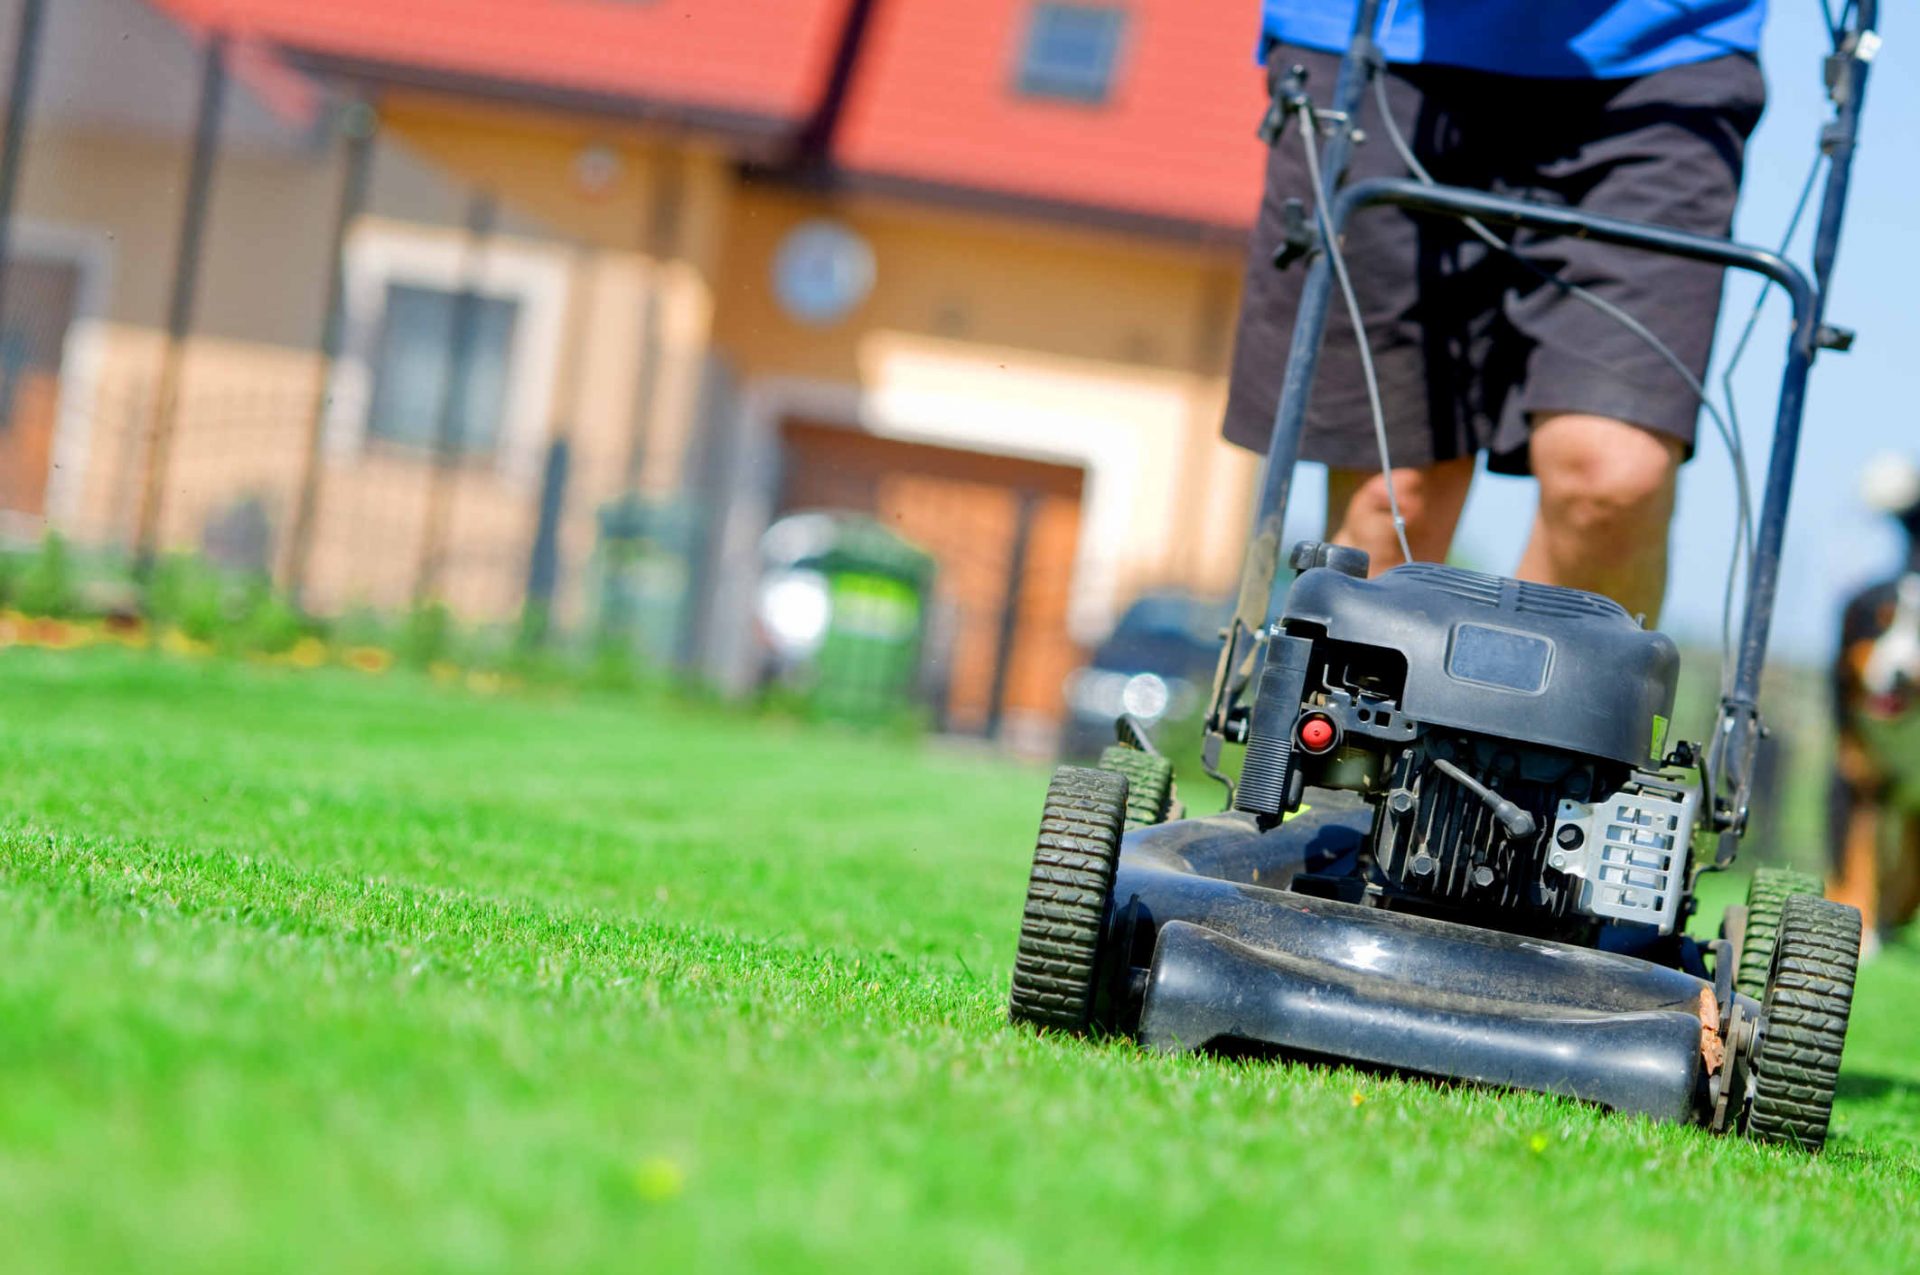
[374,91,735,467]
[371,97,732,624]
[710,185,1258,633]
[17,127,339,345]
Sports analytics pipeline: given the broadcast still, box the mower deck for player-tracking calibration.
[1106,804,1717,1123]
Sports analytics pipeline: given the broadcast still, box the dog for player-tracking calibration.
[1828,453,1920,943]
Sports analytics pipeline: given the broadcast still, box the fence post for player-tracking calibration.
[621,151,683,494]
[283,99,376,610]
[133,31,227,578]
[675,356,737,677]
[985,488,1041,742]
[411,190,495,608]
[519,436,570,646]
[0,0,46,352]
[518,247,595,648]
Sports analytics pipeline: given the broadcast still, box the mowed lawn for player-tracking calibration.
[0,650,1914,1274]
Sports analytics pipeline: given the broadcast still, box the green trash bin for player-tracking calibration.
[593,493,697,667]
[755,512,936,722]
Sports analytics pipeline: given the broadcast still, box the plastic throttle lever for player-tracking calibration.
[1235,634,1315,820]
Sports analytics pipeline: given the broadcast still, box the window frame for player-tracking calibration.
[329,218,571,484]
[1015,2,1129,105]
[363,279,523,459]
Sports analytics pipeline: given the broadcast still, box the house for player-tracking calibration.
[2,0,1274,744]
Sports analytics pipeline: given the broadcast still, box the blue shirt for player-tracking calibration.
[1262,1,1767,79]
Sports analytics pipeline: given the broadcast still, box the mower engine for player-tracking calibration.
[1234,543,1699,939]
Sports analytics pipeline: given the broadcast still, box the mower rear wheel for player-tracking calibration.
[1735,866,1825,1001]
[1746,893,1862,1150]
[1009,766,1128,1034]
[1097,745,1176,829]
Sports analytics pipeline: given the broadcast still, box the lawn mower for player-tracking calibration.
[1009,0,1880,1150]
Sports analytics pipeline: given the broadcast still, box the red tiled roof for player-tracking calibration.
[148,0,1268,236]
[832,0,1269,234]
[151,0,860,130]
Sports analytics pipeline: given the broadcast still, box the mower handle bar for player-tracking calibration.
[1321,181,1828,839]
[1254,176,1826,839]
[1327,179,1818,354]
[1207,0,1873,852]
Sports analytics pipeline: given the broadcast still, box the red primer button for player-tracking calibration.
[1299,716,1336,752]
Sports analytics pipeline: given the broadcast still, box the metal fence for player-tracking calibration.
[0,0,1200,755]
[0,1,729,668]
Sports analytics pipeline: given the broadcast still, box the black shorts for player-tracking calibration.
[1222,49,1766,474]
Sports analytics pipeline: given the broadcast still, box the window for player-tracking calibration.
[335,225,569,482]
[1017,3,1127,103]
[365,282,519,456]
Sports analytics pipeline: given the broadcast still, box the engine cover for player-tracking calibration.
[1280,562,1679,768]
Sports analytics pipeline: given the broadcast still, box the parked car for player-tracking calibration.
[1059,590,1227,759]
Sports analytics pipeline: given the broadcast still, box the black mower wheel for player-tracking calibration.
[1008,765,1128,1034]
[1736,866,1825,1002]
[1746,893,1862,1151]
[1096,745,1175,829]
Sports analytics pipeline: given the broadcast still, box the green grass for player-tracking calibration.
[0,649,1914,1274]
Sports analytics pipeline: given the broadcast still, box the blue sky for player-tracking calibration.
[1282,2,1913,664]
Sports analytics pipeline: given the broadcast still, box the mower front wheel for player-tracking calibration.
[1096,745,1176,828]
[1745,892,1862,1151]
[1735,866,1825,1001]
[1008,765,1128,1034]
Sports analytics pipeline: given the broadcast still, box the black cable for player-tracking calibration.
[1712,152,1825,683]
[1298,105,1413,564]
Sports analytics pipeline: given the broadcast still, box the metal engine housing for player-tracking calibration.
[1237,554,1699,935]
[1281,562,1680,768]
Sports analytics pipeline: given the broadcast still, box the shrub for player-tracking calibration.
[396,600,457,670]
[235,582,309,655]
[16,534,79,618]
[146,555,228,644]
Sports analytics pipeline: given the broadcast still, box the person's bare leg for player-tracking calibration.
[1327,456,1477,573]
[1517,413,1684,623]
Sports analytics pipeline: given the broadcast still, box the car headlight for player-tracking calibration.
[1064,668,1127,718]
[1120,672,1170,719]
[757,569,831,659]
[1065,669,1194,723]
